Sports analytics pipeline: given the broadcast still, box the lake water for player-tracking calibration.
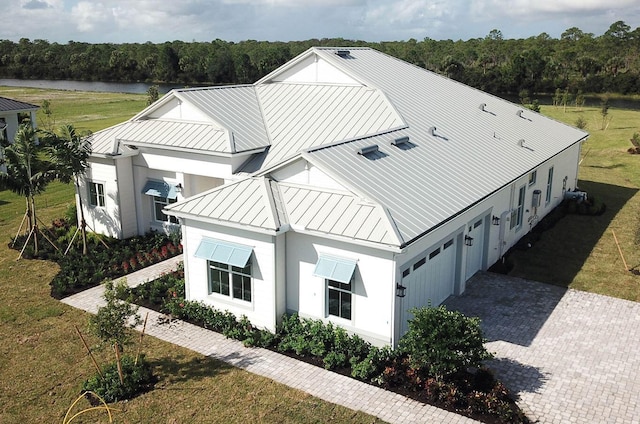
[1,78,639,110]
[0,78,189,95]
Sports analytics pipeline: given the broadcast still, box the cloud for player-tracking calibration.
[22,0,52,9]
[71,2,114,32]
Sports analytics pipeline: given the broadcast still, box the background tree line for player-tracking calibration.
[1,21,639,96]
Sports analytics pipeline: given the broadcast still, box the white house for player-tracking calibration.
[80,47,588,347]
[0,97,39,171]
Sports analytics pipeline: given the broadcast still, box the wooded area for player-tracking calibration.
[1,21,639,96]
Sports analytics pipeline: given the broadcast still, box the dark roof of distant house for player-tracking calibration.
[0,96,39,112]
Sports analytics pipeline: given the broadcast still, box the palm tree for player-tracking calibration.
[43,124,92,255]
[0,122,56,256]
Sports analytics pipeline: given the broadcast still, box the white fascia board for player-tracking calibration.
[92,150,139,159]
[119,141,266,158]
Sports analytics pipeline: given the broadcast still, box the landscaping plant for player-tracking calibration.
[84,280,154,402]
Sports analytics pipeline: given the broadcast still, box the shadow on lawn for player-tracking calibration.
[150,354,234,386]
[507,179,638,287]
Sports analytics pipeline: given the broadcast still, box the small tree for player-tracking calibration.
[552,87,562,107]
[146,85,159,106]
[43,124,92,255]
[600,97,612,130]
[561,88,572,112]
[399,306,493,380]
[0,122,56,256]
[88,280,142,384]
[575,90,585,110]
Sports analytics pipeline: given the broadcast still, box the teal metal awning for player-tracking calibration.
[194,238,253,268]
[142,180,178,199]
[313,255,357,284]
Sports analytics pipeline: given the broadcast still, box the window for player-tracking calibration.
[546,167,554,204]
[88,182,105,207]
[528,170,537,186]
[328,278,352,320]
[153,196,178,223]
[516,185,526,229]
[208,260,252,302]
[0,118,7,141]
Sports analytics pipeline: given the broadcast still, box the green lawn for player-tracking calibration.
[508,105,640,301]
[0,86,384,424]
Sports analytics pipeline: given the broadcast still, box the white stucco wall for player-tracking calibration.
[285,231,396,347]
[182,220,279,332]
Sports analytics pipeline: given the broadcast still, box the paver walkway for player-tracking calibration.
[62,256,478,424]
[445,272,640,424]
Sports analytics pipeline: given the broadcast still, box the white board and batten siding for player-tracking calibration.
[285,232,396,347]
[182,220,280,332]
[80,157,122,238]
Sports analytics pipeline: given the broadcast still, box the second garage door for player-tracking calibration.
[399,236,458,335]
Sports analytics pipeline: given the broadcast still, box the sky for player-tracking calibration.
[3,0,640,44]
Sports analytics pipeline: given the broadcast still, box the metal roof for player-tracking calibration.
[159,47,589,247]
[175,86,270,153]
[167,177,400,246]
[0,97,39,112]
[167,177,280,231]
[253,83,404,169]
[289,48,588,245]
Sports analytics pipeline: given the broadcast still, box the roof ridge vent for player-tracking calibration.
[391,136,410,146]
[357,145,379,155]
[336,50,351,58]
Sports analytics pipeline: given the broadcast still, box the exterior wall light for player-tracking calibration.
[465,235,474,246]
[396,283,407,298]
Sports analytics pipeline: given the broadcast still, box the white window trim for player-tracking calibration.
[88,181,105,208]
[545,166,554,205]
[152,195,178,224]
[516,184,526,230]
[207,260,253,305]
[326,277,354,322]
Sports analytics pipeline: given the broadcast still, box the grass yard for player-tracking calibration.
[507,104,640,301]
[0,86,384,424]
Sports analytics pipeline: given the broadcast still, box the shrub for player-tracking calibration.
[82,355,155,403]
[398,306,493,380]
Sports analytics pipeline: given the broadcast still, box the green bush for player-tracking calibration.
[399,306,493,380]
[82,355,155,403]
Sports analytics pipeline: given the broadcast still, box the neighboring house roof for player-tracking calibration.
[162,46,588,248]
[0,96,39,112]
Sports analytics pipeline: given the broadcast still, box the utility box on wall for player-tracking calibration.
[532,189,542,207]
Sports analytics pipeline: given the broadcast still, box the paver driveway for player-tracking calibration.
[445,272,640,424]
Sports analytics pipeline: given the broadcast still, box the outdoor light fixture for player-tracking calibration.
[465,235,474,246]
[396,283,407,298]
[175,183,183,192]
[492,215,500,225]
